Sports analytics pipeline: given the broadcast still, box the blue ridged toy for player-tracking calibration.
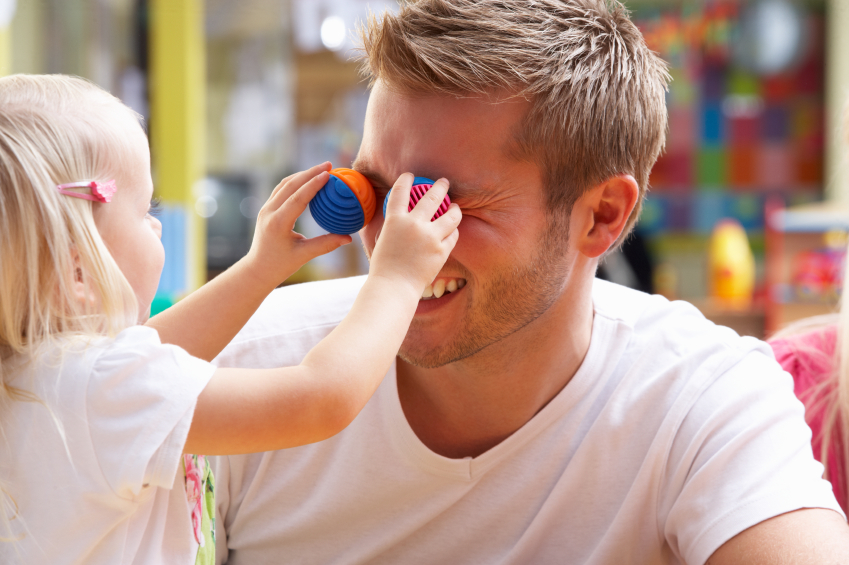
[309,168,376,235]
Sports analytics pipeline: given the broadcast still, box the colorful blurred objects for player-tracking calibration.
[638,1,823,201]
[708,219,756,308]
[632,0,825,309]
[763,200,849,334]
[791,248,844,302]
[640,2,738,59]
[790,229,847,302]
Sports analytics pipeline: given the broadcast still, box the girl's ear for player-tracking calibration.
[70,246,97,308]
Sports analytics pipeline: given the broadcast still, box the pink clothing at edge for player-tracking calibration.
[770,325,847,513]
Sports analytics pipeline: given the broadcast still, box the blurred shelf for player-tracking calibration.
[765,198,847,335]
[769,201,849,233]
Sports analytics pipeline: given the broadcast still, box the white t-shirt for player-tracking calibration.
[211,277,843,565]
[0,326,215,565]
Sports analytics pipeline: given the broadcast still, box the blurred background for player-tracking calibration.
[2,0,848,339]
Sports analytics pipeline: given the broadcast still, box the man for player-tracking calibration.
[212,1,849,563]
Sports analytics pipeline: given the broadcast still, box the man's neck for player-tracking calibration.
[396,276,595,459]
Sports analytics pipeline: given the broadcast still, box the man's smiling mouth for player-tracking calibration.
[421,278,466,300]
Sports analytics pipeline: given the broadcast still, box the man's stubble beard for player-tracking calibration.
[398,217,571,369]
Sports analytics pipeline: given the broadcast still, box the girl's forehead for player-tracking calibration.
[91,107,148,168]
[109,128,152,201]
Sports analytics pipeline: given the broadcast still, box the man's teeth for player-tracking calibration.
[421,278,466,300]
[433,280,446,298]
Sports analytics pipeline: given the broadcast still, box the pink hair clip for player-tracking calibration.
[56,180,117,203]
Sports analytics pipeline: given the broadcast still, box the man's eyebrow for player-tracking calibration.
[352,162,479,200]
[444,181,476,200]
[351,163,392,188]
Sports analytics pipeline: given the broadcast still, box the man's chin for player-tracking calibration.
[397,337,449,369]
[397,329,491,369]
[397,348,452,369]
[397,331,460,369]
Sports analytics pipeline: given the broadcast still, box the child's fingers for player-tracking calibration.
[269,161,330,201]
[268,162,331,211]
[385,173,414,216]
[299,233,352,260]
[442,227,460,251]
[268,173,297,200]
[277,171,331,225]
[410,178,450,221]
[431,202,462,239]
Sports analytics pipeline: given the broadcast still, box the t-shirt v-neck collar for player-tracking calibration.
[383,306,631,482]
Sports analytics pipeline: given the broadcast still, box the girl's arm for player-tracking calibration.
[184,174,461,455]
[145,162,352,362]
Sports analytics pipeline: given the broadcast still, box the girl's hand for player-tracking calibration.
[244,162,352,288]
[369,174,461,294]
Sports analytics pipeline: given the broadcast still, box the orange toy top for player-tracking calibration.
[330,168,375,226]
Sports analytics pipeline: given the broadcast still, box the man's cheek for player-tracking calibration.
[453,219,496,259]
[459,215,530,259]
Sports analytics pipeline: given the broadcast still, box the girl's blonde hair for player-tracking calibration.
[0,74,140,361]
[0,74,141,536]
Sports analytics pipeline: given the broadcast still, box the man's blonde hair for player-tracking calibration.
[358,0,670,244]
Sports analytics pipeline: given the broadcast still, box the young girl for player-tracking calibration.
[0,74,461,564]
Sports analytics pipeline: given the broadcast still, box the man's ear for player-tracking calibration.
[572,175,639,259]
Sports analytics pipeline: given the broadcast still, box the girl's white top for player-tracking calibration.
[0,326,215,564]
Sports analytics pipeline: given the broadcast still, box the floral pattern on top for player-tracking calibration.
[184,454,215,565]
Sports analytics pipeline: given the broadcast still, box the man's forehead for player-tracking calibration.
[355,85,529,188]
[366,83,529,132]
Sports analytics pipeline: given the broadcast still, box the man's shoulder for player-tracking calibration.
[593,277,705,331]
[213,276,366,368]
[591,278,774,368]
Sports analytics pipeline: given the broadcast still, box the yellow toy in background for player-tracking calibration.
[708,219,755,309]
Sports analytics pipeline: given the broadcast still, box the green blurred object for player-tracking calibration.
[727,70,761,96]
[697,146,727,188]
[150,295,174,316]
